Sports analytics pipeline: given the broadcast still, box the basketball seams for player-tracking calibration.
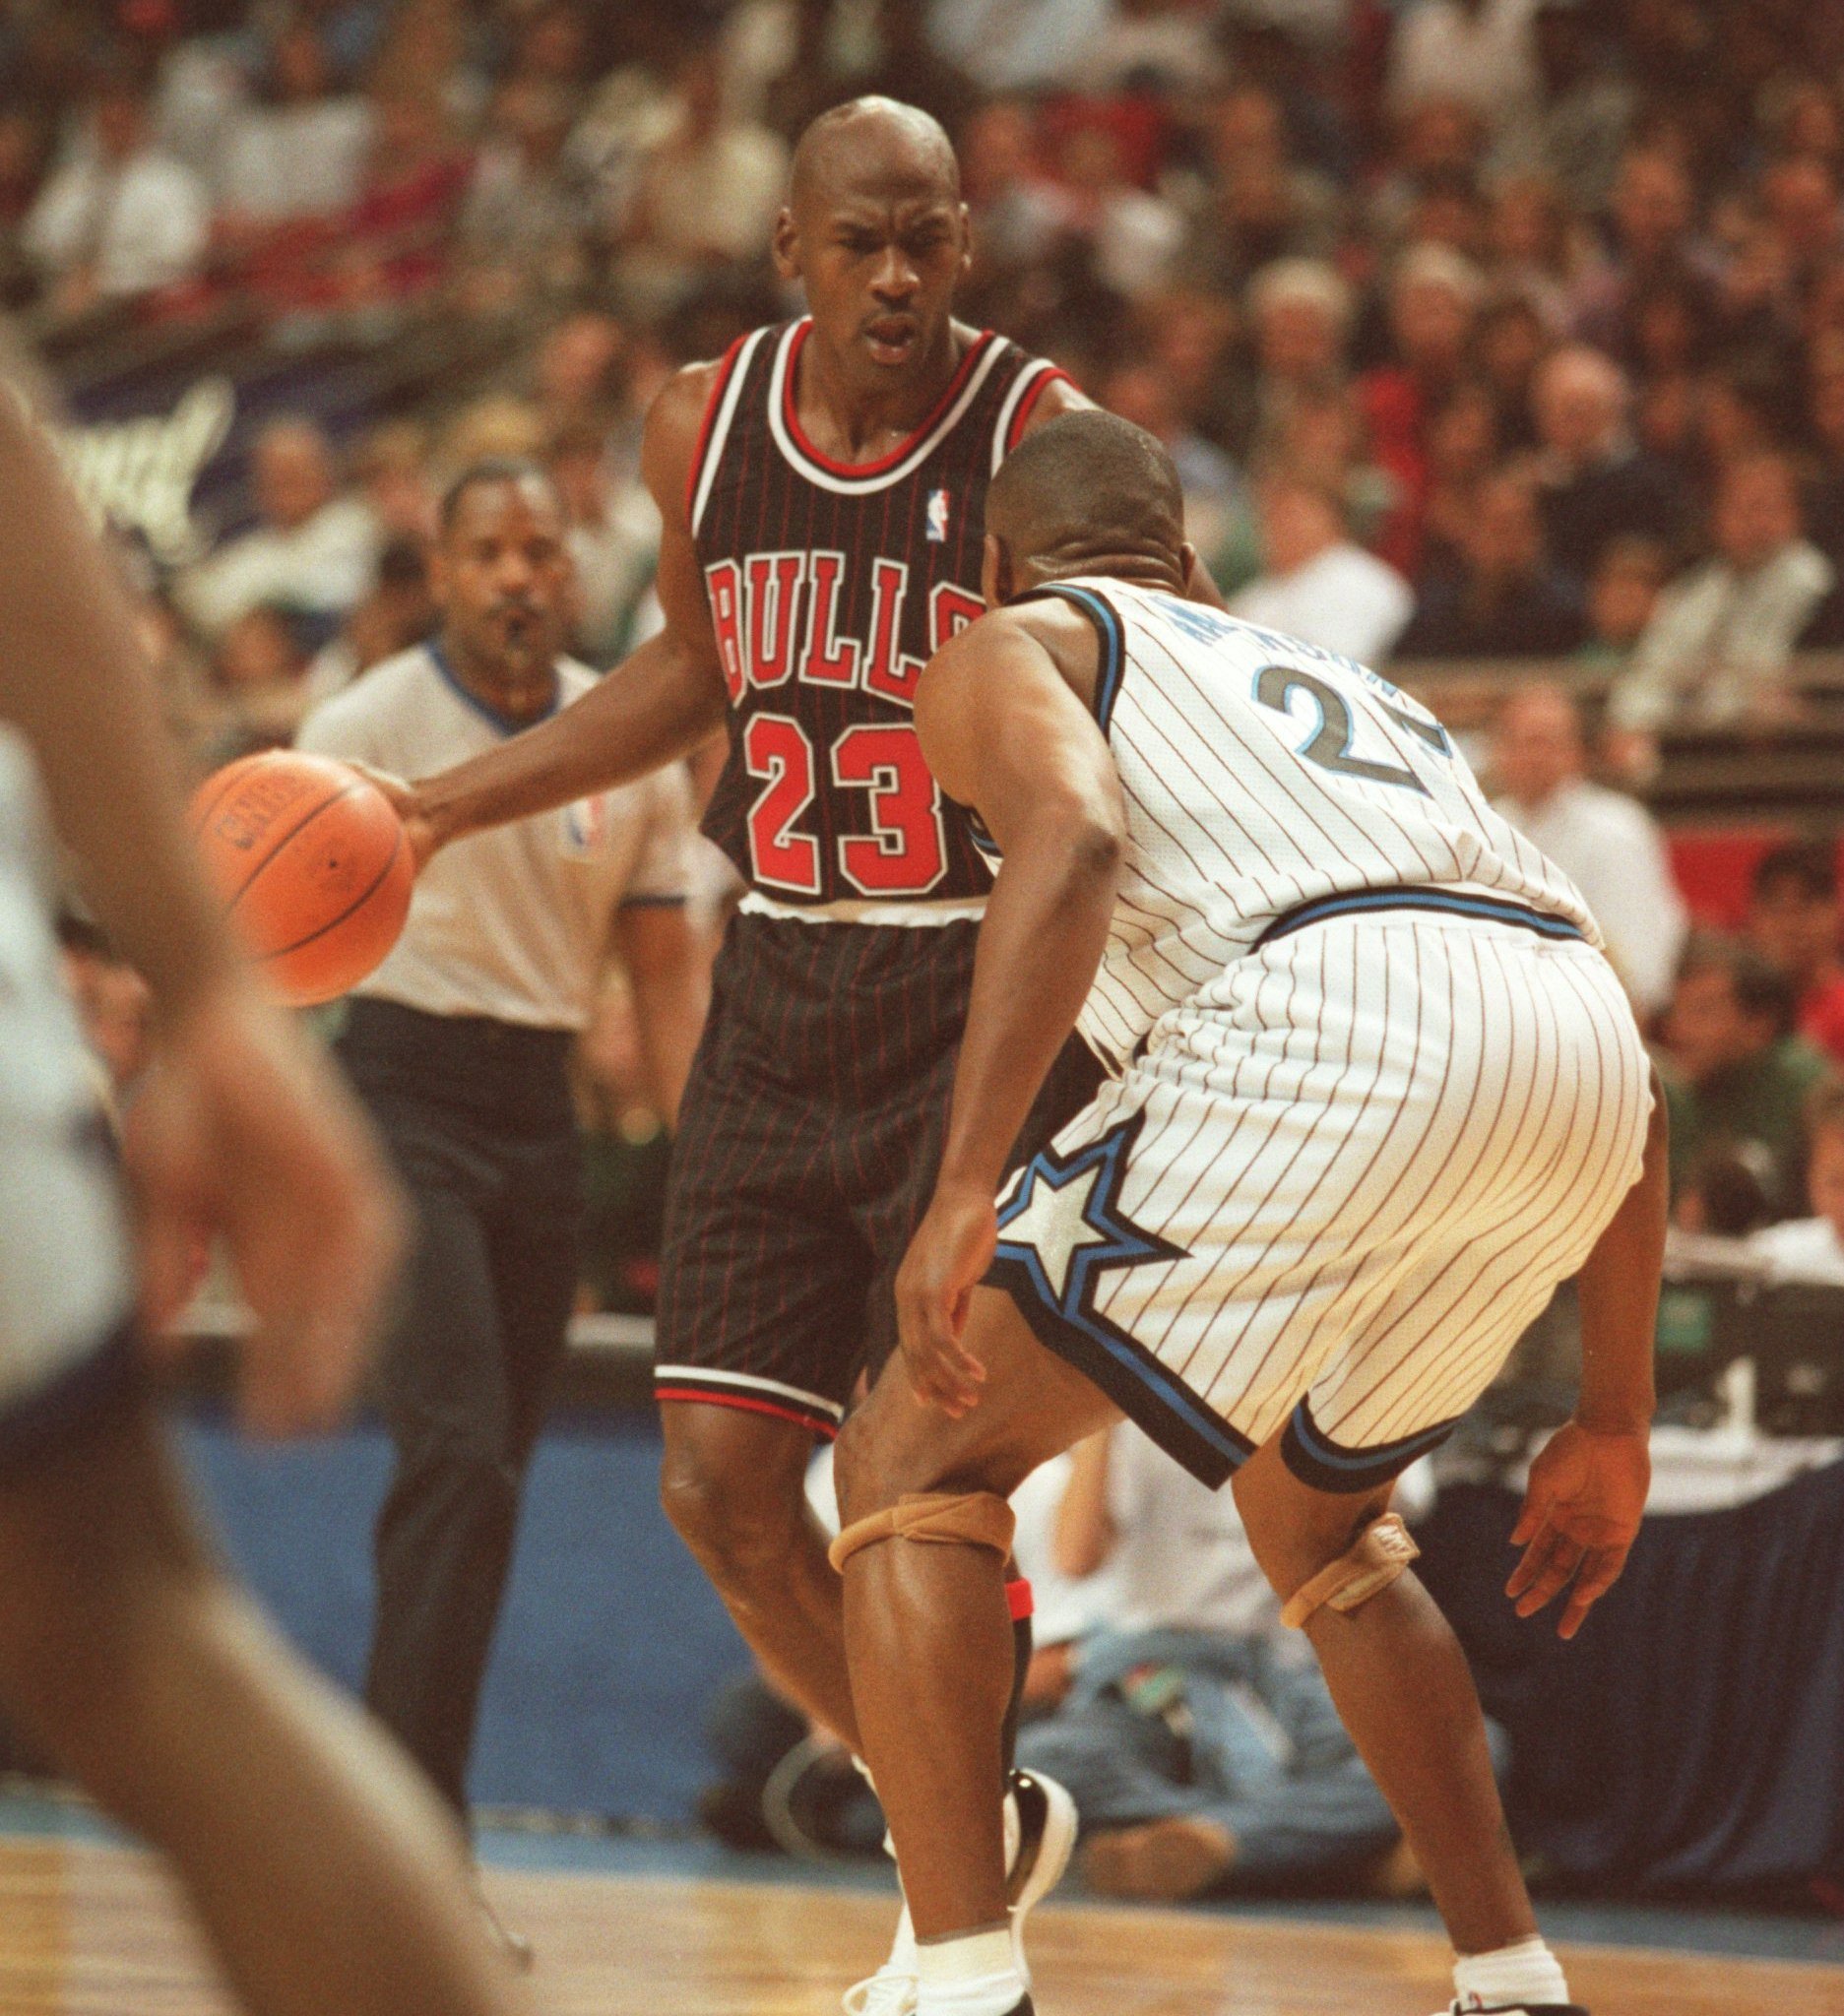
[266,821,407,961]
[218,781,366,914]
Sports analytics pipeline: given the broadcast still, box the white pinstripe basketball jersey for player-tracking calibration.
[1024,579,1600,1068]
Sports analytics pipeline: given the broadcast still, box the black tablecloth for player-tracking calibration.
[1418,1462,1844,1894]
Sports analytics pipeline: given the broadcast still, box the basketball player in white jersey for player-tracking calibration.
[829,411,1668,2016]
[0,378,534,2014]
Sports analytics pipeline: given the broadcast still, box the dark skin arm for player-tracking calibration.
[896,598,1126,1415]
[398,366,731,858]
[1507,1064,1668,1638]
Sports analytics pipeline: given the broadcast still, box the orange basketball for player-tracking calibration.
[189,750,414,1006]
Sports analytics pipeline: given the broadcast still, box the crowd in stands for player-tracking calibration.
[12,0,1844,1277]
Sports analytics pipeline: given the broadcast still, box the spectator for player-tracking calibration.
[546,418,661,662]
[927,0,1114,94]
[1360,242,1484,575]
[23,57,209,314]
[302,536,437,710]
[1611,451,1833,730]
[1386,0,1542,148]
[178,416,377,638]
[1530,345,1685,590]
[1496,0,1633,212]
[213,18,370,231]
[1243,257,1354,455]
[1570,146,1721,360]
[1658,933,1832,1220]
[457,76,591,310]
[204,601,316,757]
[1049,118,1182,301]
[1490,681,1687,1017]
[1180,84,1342,296]
[960,95,1069,279]
[1017,1428,1443,1903]
[1748,1083,1844,1284]
[1578,535,1670,670]
[617,45,788,315]
[1396,464,1585,658]
[1748,843,1844,1068]
[1230,471,1414,663]
[54,912,151,1122]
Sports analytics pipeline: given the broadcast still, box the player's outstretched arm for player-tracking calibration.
[896,610,1126,1415]
[396,368,732,860]
[1507,1066,1669,1639]
[0,393,404,1433]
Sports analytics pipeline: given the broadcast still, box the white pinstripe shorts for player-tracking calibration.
[987,908,1651,1490]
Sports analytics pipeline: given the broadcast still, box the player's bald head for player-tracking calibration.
[789,96,959,216]
[986,411,1189,594]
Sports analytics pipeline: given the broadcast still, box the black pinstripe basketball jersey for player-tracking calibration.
[689,318,1066,911]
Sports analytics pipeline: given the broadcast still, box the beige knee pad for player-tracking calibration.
[1280,1512,1421,1630]
[828,1491,1016,1574]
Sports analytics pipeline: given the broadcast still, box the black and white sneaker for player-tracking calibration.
[840,1770,1075,2015]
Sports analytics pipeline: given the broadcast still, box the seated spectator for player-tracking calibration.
[457,75,592,311]
[1568,146,1722,361]
[55,912,151,1125]
[1386,0,1541,150]
[200,602,316,761]
[1178,84,1343,296]
[301,536,436,711]
[1748,1083,1844,1284]
[1395,464,1585,658]
[1531,345,1685,590]
[23,55,209,316]
[1658,933,1832,1220]
[1748,843,1844,1067]
[1049,117,1182,301]
[960,95,1070,279]
[213,18,370,232]
[1360,243,1484,575]
[547,418,661,662]
[1496,0,1633,213]
[1230,472,1414,663]
[178,417,377,638]
[1102,357,1260,593]
[1577,535,1670,671]
[1018,1428,1458,1903]
[1611,452,1833,730]
[1491,682,1686,1018]
[1243,257,1355,456]
[617,45,788,315]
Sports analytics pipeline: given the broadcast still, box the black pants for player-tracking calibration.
[336,998,581,1818]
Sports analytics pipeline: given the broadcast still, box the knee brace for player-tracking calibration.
[1280,1512,1421,1631]
[828,1491,1016,1574]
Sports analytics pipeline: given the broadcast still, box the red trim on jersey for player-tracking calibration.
[782,320,997,477]
[654,1387,841,1439]
[1005,1577,1035,1623]
[684,333,751,524]
[1005,366,1073,453]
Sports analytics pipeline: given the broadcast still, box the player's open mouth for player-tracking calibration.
[864,316,918,363]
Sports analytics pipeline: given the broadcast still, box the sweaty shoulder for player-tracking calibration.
[927,594,1103,715]
[640,356,732,530]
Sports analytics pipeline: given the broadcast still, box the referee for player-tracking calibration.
[297,459,708,1848]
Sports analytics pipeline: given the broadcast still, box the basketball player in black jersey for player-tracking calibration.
[382,96,1214,2005]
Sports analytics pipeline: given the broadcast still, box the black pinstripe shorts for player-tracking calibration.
[653,913,1100,1438]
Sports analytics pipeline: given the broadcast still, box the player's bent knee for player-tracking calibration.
[658,1409,814,1573]
[1277,1512,1421,1631]
[828,1490,1016,1574]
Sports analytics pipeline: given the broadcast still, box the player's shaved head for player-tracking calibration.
[789,96,959,214]
[986,410,1189,594]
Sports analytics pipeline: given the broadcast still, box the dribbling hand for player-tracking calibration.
[347,763,441,871]
[1505,1420,1650,1640]
[128,972,406,1436]
[894,1181,998,1417]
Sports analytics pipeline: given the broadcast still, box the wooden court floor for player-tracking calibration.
[0,1836,1839,2015]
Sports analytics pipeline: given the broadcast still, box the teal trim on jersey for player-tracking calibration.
[1016,583,1126,733]
[1256,886,1587,950]
[426,640,563,737]
[1281,1398,1462,1495]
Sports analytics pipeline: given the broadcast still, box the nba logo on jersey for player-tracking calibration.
[561,792,608,855]
[926,487,950,542]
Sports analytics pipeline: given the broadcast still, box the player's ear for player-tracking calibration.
[1178,541,1199,594]
[982,532,1009,609]
[957,201,974,284]
[772,207,800,282]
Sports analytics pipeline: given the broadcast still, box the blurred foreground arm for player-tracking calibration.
[0,396,402,1433]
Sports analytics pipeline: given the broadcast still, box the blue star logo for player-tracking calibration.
[994,1113,1187,1318]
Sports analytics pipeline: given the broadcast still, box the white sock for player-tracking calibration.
[1452,1935,1571,2010]
[916,1926,1025,2015]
